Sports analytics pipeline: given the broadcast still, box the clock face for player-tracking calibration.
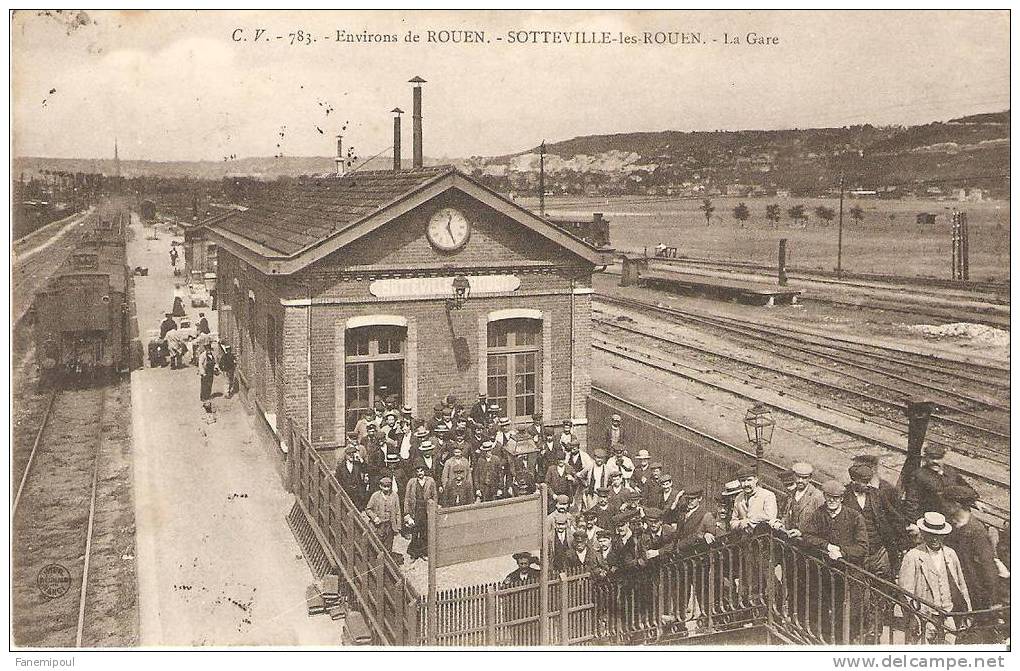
[426,207,471,251]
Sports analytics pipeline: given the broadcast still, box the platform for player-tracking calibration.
[640,269,802,306]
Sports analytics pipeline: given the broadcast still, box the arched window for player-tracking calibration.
[487,317,540,421]
[344,325,406,428]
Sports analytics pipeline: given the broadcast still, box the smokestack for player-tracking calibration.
[392,108,404,172]
[409,75,426,169]
[335,133,345,177]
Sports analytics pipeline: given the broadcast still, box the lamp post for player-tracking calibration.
[743,403,775,475]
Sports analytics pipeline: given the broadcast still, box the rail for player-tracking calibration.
[289,423,421,645]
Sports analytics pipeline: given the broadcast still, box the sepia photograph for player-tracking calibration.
[7,7,1012,660]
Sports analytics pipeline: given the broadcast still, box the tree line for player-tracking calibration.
[699,199,865,228]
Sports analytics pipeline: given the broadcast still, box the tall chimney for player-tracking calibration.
[409,76,426,169]
[335,133,345,177]
[392,108,404,172]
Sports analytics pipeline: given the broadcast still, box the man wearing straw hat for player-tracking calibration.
[899,512,971,642]
[366,475,402,557]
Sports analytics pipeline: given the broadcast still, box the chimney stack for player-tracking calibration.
[392,108,404,172]
[409,76,426,169]
[335,133,345,177]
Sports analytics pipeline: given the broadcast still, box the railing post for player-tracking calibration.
[706,552,716,631]
[559,572,570,645]
[766,533,776,634]
[485,585,497,646]
[426,497,438,646]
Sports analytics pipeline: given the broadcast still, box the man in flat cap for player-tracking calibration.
[566,529,600,572]
[559,419,576,449]
[546,495,575,537]
[730,467,779,531]
[783,462,825,532]
[536,430,564,484]
[549,513,574,572]
[790,480,868,641]
[607,509,646,573]
[564,438,593,480]
[843,463,903,578]
[903,443,976,523]
[677,488,718,548]
[366,475,402,556]
[590,488,614,531]
[544,454,577,508]
[944,487,999,612]
[503,552,540,587]
[441,442,472,492]
[656,474,685,526]
[642,507,677,556]
[439,465,474,508]
[474,440,508,502]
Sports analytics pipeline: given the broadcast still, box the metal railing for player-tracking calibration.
[289,424,422,645]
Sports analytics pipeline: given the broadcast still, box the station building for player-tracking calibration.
[206,166,610,449]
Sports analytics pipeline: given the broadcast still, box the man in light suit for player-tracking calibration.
[730,467,779,531]
[899,512,971,642]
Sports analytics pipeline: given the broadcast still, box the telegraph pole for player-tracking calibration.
[837,170,845,278]
[539,140,546,217]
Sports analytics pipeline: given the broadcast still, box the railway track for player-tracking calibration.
[592,337,1009,527]
[12,385,109,647]
[594,318,1008,466]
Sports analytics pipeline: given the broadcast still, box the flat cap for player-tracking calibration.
[924,444,947,459]
[593,448,608,459]
[660,473,673,483]
[821,480,846,497]
[851,454,880,467]
[594,487,611,496]
[686,488,704,498]
[792,462,814,477]
[555,494,570,505]
[735,466,756,480]
[623,490,642,502]
[612,509,638,526]
[780,469,797,486]
[643,507,663,520]
[596,530,613,539]
[573,529,589,540]
[650,461,664,470]
[848,464,874,483]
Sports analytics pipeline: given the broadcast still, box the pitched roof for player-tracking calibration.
[207,166,606,274]
[214,166,453,256]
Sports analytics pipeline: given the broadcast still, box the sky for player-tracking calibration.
[11,9,1011,162]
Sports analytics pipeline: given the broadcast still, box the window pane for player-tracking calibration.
[345,363,371,427]
[487,327,508,348]
[487,353,508,415]
[515,328,537,347]
[346,335,369,356]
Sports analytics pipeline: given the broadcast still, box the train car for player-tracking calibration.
[33,212,131,386]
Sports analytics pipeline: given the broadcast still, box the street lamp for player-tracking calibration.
[446,275,471,311]
[743,403,775,475]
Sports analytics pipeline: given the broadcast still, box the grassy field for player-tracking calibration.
[524,195,1010,282]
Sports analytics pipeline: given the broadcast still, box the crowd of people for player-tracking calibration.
[153,306,237,412]
[334,395,1008,640]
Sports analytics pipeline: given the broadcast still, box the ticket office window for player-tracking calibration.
[344,326,406,428]
[487,318,540,421]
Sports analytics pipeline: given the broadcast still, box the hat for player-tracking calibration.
[852,454,880,467]
[735,466,756,480]
[164,312,173,317]
[499,417,511,426]
[596,530,612,540]
[199,312,205,317]
[623,490,642,502]
[594,487,611,497]
[583,510,599,520]
[917,512,953,535]
[419,440,434,451]
[401,405,413,415]
[721,480,742,497]
[567,439,580,449]
[480,440,494,451]
[379,476,393,486]
[593,448,608,459]
[512,552,537,564]
[414,426,429,438]
[612,509,638,526]
[573,529,588,540]
[644,507,663,521]
[433,403,444,413]
[650,461,664,470]
[821,480,846,497]
[488,403,501,412]
[384,410,399,420]
[413,461,428,472]
[562,419,573,427]
[660,473,672,483]
[543,431,555,440]
[636,449,651,460]
[478,391,487,398]
[686,488,704,499]
[453,430,466,440]
[943,486,978,507]
[433,425,449,434]
[792,462,814,477]
[552,512,570,524]
[385,452,401,464]
[780,469,797,486]
[611,414,622,422]
[555,494,570,505]
[344,444,359,455]
[848,464,873,483]
[924,444,947,459]
[366,423,378,431]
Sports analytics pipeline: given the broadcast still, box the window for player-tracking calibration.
[487,318,540,420]
[344,325,406,428]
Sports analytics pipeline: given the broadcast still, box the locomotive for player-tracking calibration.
[33,212,132,385]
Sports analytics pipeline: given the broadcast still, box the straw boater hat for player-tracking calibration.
[792,462,814,477]
[413,426,430,439]
[635,449,651,460]
[917,512,953,535]
[512,552,537,565]
[721,480,742,497]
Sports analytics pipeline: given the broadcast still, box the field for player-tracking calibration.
[523,195,1010,282]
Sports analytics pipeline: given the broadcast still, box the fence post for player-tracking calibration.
[559,572,570,645]
[427,497,438,646]
[539,484,550,645]
[485,585,497,646]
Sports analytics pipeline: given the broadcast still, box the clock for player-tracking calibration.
[426,207,471,251]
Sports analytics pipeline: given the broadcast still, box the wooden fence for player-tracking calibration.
[289,423,422,645]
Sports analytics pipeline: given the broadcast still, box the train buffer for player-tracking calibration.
[639,269,802,306]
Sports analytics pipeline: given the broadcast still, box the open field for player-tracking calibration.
[522,195,1010,282]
